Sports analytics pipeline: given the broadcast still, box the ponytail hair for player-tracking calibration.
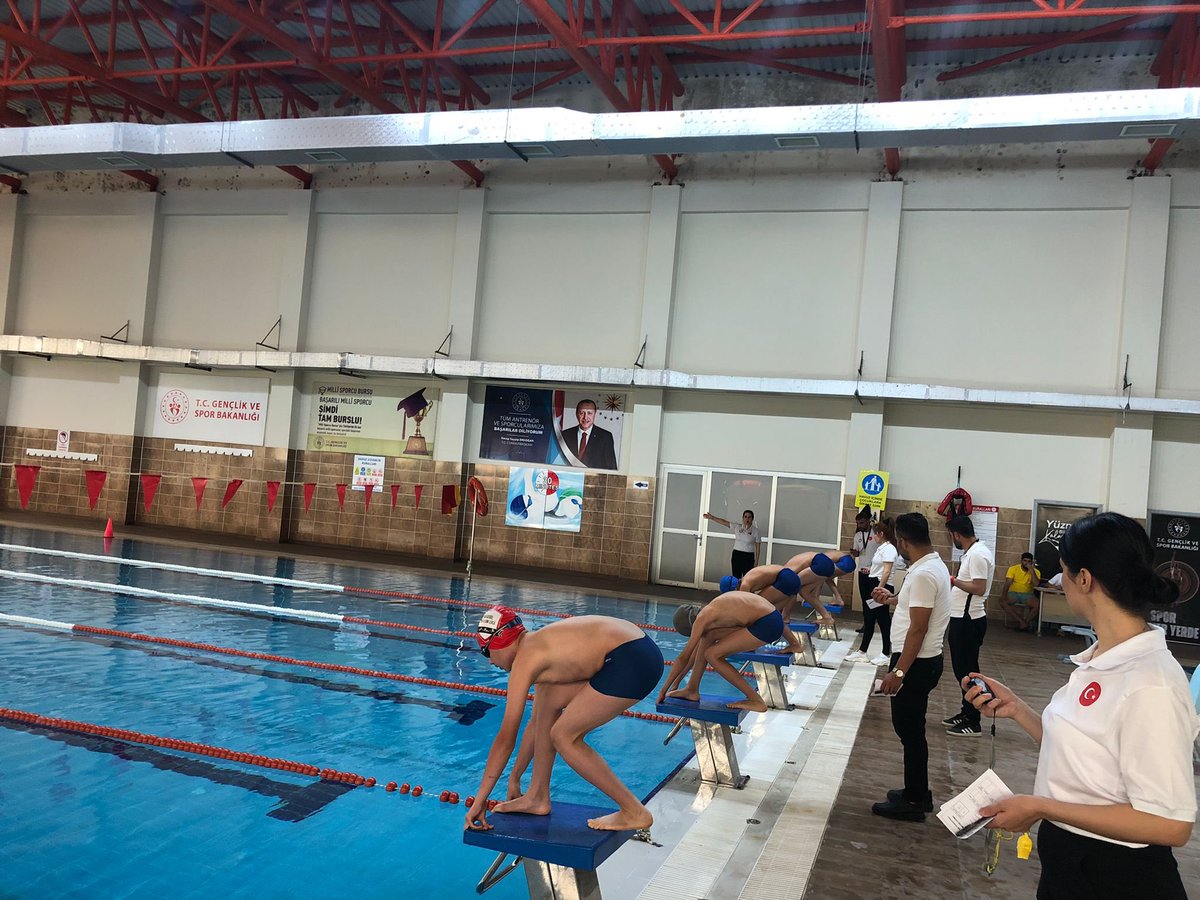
[1058,512,1179,618]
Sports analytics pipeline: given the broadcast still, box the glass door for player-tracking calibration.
[653,467,706,586]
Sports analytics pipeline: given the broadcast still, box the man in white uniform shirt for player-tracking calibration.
[869,512,952,822]
[943,515,995,737]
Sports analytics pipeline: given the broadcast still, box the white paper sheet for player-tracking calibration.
[936,768,1014,839]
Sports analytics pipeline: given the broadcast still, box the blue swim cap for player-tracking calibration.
[773,568,801,596]
[719,575,740,593]
[810,553,835,577]
[835,554,856,573]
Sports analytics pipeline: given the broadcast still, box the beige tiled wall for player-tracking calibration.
[0,426,132,522]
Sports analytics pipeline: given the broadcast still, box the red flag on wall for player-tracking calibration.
[266,481,281,512]
[391,484,401,509]
[441,484,460,515]
[414,484,424,508]
[192,477,208,509]
[336,484,347,509]
[84,470,107,510]
[140,473,162,511]
[364,483,374,510]
[221,479,244,509]
[14,465,39,509]
[303,482,316,512]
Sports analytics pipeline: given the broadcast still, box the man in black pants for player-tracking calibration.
[870,513,952,822]
[943,515,995,737]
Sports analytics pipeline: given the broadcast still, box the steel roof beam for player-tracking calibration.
[871,0,905,176]
[1143,13,1200,172]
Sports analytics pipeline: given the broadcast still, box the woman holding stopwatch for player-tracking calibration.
[964,512,1198,899]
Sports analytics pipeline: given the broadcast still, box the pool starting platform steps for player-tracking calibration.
[464,803,637,900]
[655,694,750,789]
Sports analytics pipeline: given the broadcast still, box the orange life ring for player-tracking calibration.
[467,477,489,517]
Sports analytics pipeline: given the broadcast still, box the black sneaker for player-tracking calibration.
[886,788,933,812]
[941,712,967,728]
[872,795,928,822]
[947,720,982,737]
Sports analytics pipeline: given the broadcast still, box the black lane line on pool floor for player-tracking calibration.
[19,629,498,726]
[0,721,356,822]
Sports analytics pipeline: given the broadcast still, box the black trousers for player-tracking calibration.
[857,577,892,655]
[889,653,943,802]
[947,613,988,724]
[1036,821,1187,900]
[730,550,756,579]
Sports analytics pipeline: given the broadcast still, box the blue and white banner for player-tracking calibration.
[505,467,585,533]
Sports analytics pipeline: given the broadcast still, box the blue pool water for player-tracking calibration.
[0,526,695,899]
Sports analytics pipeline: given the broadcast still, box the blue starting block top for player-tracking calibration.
[727,647,792,667]
[789,621,819,634]
[655,693,749,727]
[462,802,634,870]
[803,601,843,613]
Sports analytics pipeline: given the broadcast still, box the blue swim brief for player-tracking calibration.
[746,609,784,644]
[589,634,665,701]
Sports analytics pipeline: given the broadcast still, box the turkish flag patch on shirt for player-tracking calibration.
[1078,681,1102,706]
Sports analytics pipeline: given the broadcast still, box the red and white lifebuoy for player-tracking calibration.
[467,477,489,517]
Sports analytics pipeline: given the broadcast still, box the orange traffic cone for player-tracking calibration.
[103,518,114,539]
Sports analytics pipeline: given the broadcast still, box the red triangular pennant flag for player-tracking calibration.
[221,479,244,509]
[266,481,281,512]
[84,470,108,510]
[14,464,39,509]
[336,484,347,509]
[303,482,316,512]
[192,477,208,509]
[391,484,401,509]
[140,473,162,512]
[363,483,374,510]
[414,484,423,508]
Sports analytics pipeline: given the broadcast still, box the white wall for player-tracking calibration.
[670,211,866,377]
[881,402,1114,509]
[659,391,851,475]
[7,358,139,433]
[1159,208,1200,400]
[307,212,457,356]
[1149,417,1200,514]
[153,213,287,349]
[891,208,1128,392]
[475,212,648,366]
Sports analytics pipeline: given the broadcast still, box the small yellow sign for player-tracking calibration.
[855,469,890,511]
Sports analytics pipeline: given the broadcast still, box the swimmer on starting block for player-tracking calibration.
[657,588,787,713]
[734,552,854,652]
[465,606,664,834]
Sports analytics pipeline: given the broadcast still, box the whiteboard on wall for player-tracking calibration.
[144,372,270,445]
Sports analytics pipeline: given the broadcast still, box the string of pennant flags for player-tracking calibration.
[6,463,464,516]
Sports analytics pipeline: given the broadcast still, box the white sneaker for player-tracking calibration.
[844,651,866,663]
[870,654,890,666]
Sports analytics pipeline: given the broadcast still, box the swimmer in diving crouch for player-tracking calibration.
[464,606,664,834]
[657,590,784,713]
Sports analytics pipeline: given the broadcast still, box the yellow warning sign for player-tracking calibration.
[855,470,890,512]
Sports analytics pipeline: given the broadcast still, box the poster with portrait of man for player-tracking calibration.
[479,385,625,470]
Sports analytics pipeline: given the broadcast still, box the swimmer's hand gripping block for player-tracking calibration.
[654,694,748,727]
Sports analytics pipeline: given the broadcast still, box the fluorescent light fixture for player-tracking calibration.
[1119,123,1177,138]
[774,136,821,149]
[96,154,141,167]
[305,150,347,162]
[510,143,555,157]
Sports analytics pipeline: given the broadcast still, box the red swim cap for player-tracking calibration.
[477,606,525,654]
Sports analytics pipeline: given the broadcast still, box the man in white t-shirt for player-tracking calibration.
[869,512,951,822]
[942,515,995,737]
[851,507,875,620]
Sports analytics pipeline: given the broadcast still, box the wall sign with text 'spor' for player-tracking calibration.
[145,372,268,445]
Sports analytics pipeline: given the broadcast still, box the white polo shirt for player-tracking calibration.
[1033,626,1200,847]
[853,529,876,569]
[889,550,952,658]
[950,540,995,620]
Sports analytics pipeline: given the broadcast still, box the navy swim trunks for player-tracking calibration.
[746,609,784,644]
[589,634,665,700]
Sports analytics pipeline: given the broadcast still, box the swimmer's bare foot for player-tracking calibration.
[727,697,768,713]
[587,807,653,832]
[665,688,700,702]
[493,794,550,816]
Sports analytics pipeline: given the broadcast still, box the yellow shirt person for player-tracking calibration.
[1006,561,1041,594]
[1002,554,1042,631]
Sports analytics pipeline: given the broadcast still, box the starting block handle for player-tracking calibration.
[663,717,687,746]
[476,851,524,894]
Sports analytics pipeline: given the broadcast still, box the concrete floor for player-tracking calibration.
[803,623,1200,900]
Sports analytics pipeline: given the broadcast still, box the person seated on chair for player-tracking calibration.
[1002,553,1042,631]
[465,606,663,834]
[658,590,783,713]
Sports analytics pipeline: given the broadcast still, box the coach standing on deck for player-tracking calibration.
[943,515,995,737]
[869,513,952,822]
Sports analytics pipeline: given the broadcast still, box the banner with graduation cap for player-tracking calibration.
[307,381,437,457]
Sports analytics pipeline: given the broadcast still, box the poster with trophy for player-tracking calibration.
[307,382,437,457]
[1148,510,1200,645]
